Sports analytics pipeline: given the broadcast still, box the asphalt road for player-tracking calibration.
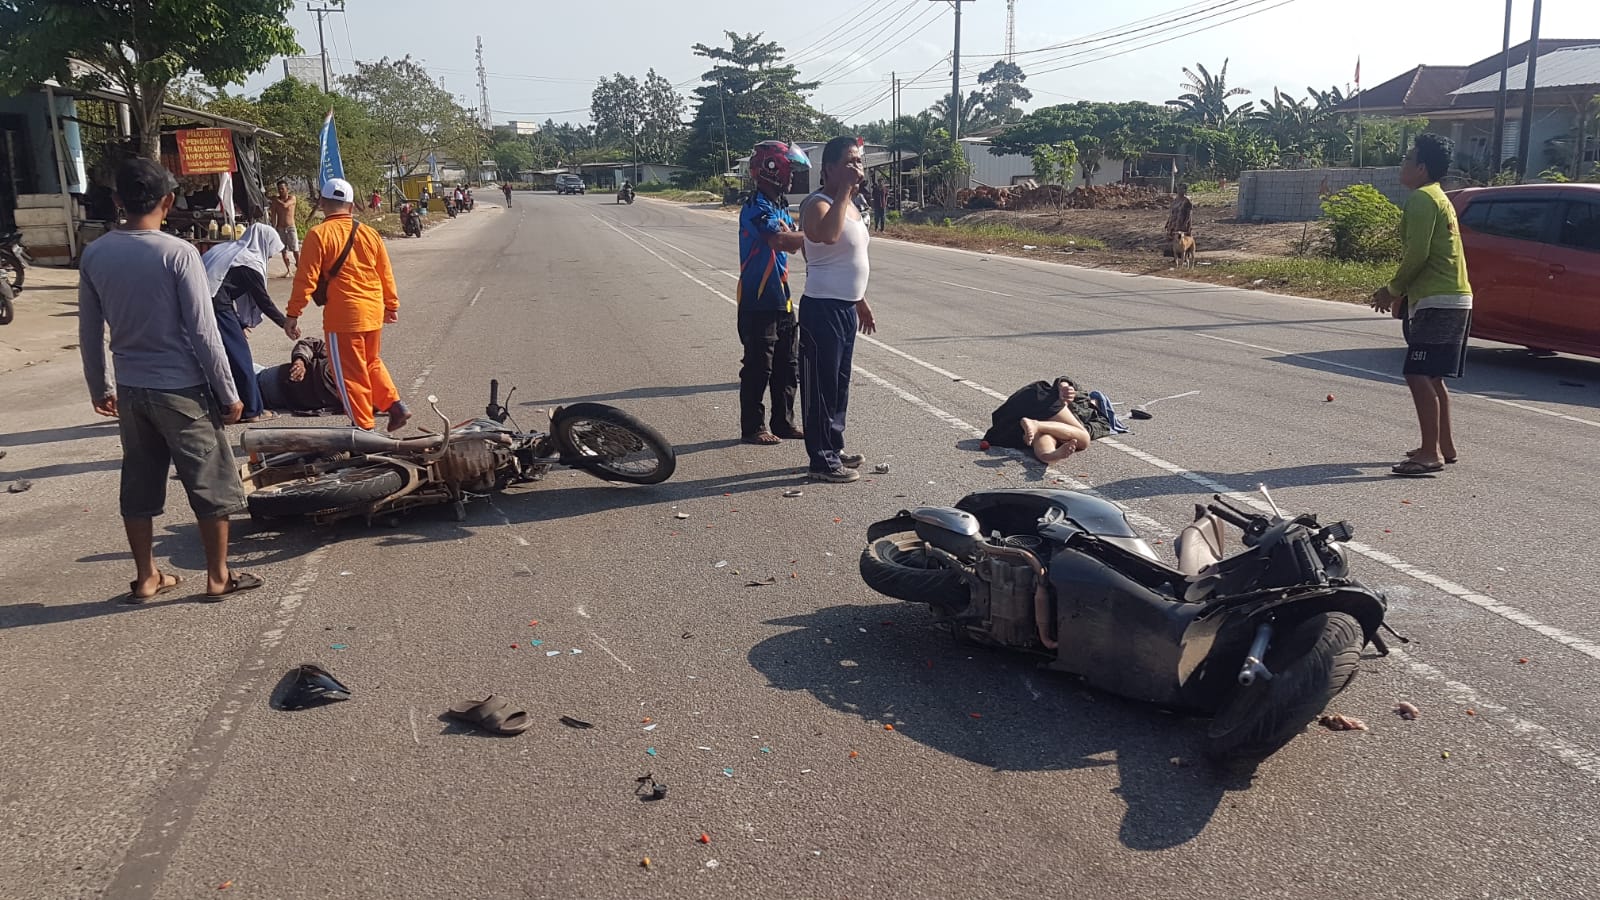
[3,192,1599,900]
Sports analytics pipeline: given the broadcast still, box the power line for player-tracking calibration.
[962,0,1256,61]
[789,0,911,67]
[1023,0,1303,78]
[834,52,949,123]
[810,2,947,85]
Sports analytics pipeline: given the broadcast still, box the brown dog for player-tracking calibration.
[1171,232,1195,269]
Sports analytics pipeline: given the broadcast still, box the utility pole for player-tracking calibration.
[1490,0,1514,172]
[715,73,731,175]
[934,0,975,141]
[1515,0,1543,183]
[307,3,345,93]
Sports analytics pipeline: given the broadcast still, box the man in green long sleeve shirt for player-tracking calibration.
[1370,133,1473,477]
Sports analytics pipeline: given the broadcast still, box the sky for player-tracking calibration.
[242,0,1598,127]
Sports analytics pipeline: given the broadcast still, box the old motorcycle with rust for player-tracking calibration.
[859,487,1398,762]
[239,380,675,523]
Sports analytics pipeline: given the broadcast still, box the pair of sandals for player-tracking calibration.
[743,428,805,446]
[1391,449,1458,478]
[124,570,265,604]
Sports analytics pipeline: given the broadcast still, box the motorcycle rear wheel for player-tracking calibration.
[247,465,404,518]
[1,249,22,293]
[1204,611,1364,762]
[552,403,676,485]
[859,535,969,611]
[0,292,12,326]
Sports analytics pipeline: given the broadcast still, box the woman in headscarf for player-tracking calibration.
[203,222,287,422]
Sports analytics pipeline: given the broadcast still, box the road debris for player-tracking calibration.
[646,747,658,757]
[559,716,594,729]
[979,440,991,450]
[714,560,728,568]
[1395,701,1420,720]
[570,648,583,655]
[6,480,32,494]
[722,767,734,777]
[674,512,690,519]
[1442,750,1452,759]
[641,857,652,869]
[1170,756,1188,767]
[1318,714,1369,731]
[530,639,543,647]
[279,664,352,710]
[546,650,561,657]
[883,724,895,731]
[635,774,668,801]
[704,860,720,869]
[871,463,891,474]
[1466,708,1478,716]
[696,746,713,751]
[644,723,658,731]
[782,489,804,498]
[1326,394,1335,402]
[329,643,348,651]
[218,880,234,890]
[1518,657,1529,664]
[745,576,777,587]
[698,832,711,844]
[849,750,859,759]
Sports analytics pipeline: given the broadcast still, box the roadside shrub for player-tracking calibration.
[1186,179,1223,194]
[1538,166,1572,184]
[1319,184,1402,263]
[886,210,903,224]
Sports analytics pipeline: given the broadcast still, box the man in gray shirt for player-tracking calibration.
[79,159,264,602]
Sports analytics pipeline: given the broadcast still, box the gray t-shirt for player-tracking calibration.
[79,229,238,406]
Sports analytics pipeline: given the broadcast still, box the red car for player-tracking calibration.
[1449,183,1600,358]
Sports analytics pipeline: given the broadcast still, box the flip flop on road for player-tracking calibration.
[742,432,782,446]
[446,695,531,736]
[202,571,265,602]
[1405,448,1457,464]
[124,571,183,604]
[1390,459,1445,478]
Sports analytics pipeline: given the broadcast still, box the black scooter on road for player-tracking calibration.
[860,486,1391,762]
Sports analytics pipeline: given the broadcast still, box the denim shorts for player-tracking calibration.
[116,384,245,519]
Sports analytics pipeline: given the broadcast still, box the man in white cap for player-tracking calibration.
[286,178,410,431]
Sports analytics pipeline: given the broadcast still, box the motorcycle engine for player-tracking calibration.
[973,534,1048,647]
[435,439,502,492]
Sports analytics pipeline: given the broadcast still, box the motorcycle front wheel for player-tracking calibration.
[247,465,404,518]
[552,402,676,485]
[0,291,13,326]
[1205,611,1364,762]
[0,249,23,293]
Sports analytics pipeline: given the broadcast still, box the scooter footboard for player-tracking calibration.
[1046,548,1203,707]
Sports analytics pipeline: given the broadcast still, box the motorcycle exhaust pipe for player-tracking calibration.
[983,545,1057,650]
[243,427,440,456]
[1238,623,1275,686]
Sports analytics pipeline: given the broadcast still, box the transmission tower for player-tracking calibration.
[475,36,492,130]
[1005,0,1016,64]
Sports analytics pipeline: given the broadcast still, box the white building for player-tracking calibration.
[506,120,539,136]
[960,137,1124,189]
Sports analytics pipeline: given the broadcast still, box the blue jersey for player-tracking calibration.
[738,192,794,312]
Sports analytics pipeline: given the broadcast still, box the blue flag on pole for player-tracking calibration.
[318,108,345,186]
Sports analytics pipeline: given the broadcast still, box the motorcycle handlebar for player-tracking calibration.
[1207,502,1255,532]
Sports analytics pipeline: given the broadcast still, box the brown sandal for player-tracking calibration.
[124,571,183,604]
[742,431,782,445]
[202,571,264,602]
[446,695,531,735]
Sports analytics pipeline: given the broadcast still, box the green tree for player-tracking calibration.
[1167,60,1253,126]
[0,0,300,159]
[640,70,687,164]
[491,138,537,180]
[591,73,645,165]
[992,101,1170,185]
[340,56,468,180]
[684,32,825,176]
[216,78,380,191]
[975,60,1032,125]
[1189,124,1278,178]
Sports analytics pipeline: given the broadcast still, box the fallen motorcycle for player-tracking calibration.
[860,487,1392,762]
[0,275,13,326]
[1,229,29,293]
[239,380,676,523]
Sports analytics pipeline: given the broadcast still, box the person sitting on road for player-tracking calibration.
[984,377,1108,464]
[256,336,343,416]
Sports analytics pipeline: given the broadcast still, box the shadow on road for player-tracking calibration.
[1267,346,1600,412]
[0,420,119,449]
[898,315,1363,345]
[749,604,1245,850]
[1090,460,1398,503]
[520,381,737,407]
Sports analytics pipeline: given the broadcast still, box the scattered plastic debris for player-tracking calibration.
[546,650,561,657]
[1169,756,1188,767]
[646,747,658,757]
[723,767,734,777]
[529,620,539,627]
[570,648,583,655]
[714,560,728,568]
[800,768,813,774]
[674,512,690,519]
[1318,714,1368,731]
[643,723,658,732]
[704,860,720,869]
[698,832,711,844]
[969,713,982,719]
[6,480,33,494]
[530,639,544,647]
[218,880,234,890]
[848,750,859,759]
[1325,394,1335,402]
[871,463,891,474]
[1022,244,1038,250]
[330,643,348,651]
[279,664,352,710]
[338,571,353,577]
[559,716,594,729]
[760,746,772,753]
[745,577,777,587]
[510,643,518,649]
[782,489,804,498]
[1395,701,1420,720]
[1442,750,1452,759]
[979,440,991,450]
[1466,708,1478,716]
[641,857,652,869]
[696,746,713,751]
[635,773,668,802]
[883,724,895,731]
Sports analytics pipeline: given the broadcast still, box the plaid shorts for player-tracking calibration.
[116,384,245,519]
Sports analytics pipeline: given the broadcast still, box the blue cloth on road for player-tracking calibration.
[798,296,858,472]
[1087,390,1130,434]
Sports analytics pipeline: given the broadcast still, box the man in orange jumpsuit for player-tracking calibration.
[285,178,411,432]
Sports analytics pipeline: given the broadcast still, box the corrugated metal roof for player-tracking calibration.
[1453,44,1600,95]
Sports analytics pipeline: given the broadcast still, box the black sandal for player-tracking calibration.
[1390,459,1445,478]
[124,571,183,604]
[202,571,264,601]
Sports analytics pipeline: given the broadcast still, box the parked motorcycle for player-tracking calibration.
[462,190,475,212]
[399,203,423,238]
[443,197,459,218]
[0,274,14,326]
[239,380,676,523]
[1,229,29,293]
[617,186,635,205]
[859,487,1392,762]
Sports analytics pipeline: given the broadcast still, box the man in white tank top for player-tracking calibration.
[798,137,878,482]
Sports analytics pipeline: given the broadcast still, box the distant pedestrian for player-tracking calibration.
[78,158,263,602]
[269,180,299,277]
[1370,133,1472,477]
[286,178,410,432]
[1165,183,1193,240]
[369,190,383,214]
[798,136,877,483]
[419,187,431,217]
[869,177,887,232]
[202,223,287,423]
[502,181,513,207]
[737,141,810,446]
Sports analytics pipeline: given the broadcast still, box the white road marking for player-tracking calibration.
[939,280,1014,297]
[594,200,1600,665]
[596,204,1600,779]
[1195,331,1600,430]
[469,286,484,308]
[408,707,420,745]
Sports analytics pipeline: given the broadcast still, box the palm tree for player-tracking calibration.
[1251,88,1315,160]
[1167,59,1253,126]
[932,91,989,138]
[890,112,945,205]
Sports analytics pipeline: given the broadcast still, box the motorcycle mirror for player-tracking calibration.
[1258,483,1284,520]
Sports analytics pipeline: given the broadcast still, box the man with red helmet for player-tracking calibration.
[736,140,810,445]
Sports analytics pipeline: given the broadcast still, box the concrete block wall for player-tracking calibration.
[1236,167,1406,222]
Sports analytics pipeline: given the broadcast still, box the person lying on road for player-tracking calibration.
[256,336,342,416]
[984,376,1124,464]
